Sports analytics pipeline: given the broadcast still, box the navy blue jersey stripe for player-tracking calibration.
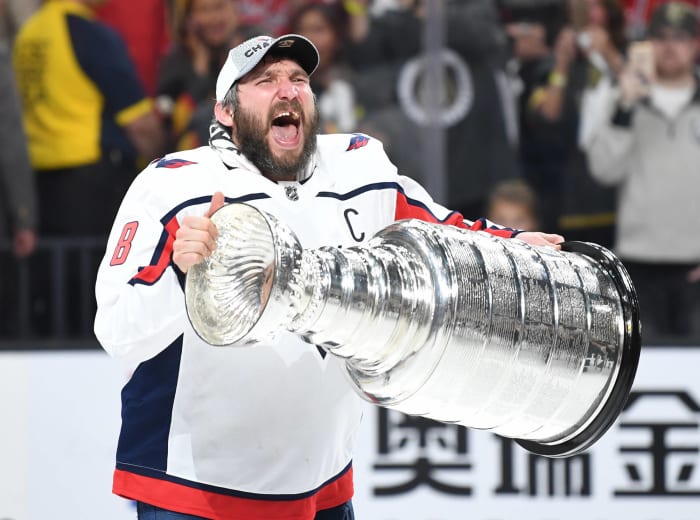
[116,336,184,471]
[316,181,399,201]
[317,182,454,223]
[158,192,272,226]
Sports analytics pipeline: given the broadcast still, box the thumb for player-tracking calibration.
[205,191,225,217]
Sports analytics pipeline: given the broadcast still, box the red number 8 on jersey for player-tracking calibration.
[110,221,139,266]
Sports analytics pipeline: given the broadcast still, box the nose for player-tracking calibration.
[277,77,299,101]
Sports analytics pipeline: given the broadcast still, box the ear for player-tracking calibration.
[214,102,234,127]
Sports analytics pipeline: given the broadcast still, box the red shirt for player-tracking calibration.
[96,0,171,96]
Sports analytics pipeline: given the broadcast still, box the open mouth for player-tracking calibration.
[271,111,301,145]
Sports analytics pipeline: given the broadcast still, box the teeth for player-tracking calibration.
[275,112,299,121]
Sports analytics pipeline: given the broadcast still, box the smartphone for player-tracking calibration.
[628,41,655,83]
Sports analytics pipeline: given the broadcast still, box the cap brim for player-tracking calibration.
[264,35,319,77]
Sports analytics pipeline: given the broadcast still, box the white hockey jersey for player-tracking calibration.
[94,133,517,519]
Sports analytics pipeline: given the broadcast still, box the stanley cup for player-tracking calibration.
[185,203,641,458]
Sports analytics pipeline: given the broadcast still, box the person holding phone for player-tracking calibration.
[584,2,700,343]
[626,40,655,84]
[520,0,626,247]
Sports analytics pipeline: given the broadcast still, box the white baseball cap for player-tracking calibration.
[215,34,320,102]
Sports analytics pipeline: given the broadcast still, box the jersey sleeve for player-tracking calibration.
[394,174,519,238]
[67,14,153,126]
[94,167,202,367]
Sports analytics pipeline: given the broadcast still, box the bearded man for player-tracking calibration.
[94,34,562,520]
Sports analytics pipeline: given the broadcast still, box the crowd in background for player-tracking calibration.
[1,0,699,345]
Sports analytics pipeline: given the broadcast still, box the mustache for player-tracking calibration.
[269,100,304,120]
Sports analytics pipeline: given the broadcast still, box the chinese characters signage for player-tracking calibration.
[353,347,700,520]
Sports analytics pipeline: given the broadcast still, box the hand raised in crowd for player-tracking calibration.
[553,27,578,72]
[185,19,212,76]
[618,64,651,108]
[581,25,612,53]
[505,22,549,60]
[580,25,624,73]
[172,192,225,273]
[514,231,566,249]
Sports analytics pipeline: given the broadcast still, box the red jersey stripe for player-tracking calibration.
[394,191,465,226]
[130,217,180,285]
[468,217,518,238]
[394,192,517,236]
[113,467,354,520]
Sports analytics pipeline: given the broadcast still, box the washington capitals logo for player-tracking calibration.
[346,134,370,152]
[155,158,197,169]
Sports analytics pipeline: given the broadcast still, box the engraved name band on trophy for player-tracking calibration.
[185,203,641,458]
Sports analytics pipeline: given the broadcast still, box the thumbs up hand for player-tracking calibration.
[173,192,225,273]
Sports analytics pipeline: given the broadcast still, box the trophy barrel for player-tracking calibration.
[515,240,640,457]
[185,203,641,458]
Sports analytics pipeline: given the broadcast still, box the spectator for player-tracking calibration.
[12,0,164,336]
[157,0,240,150]
[13,0,164,236]
[522,0,626,245]
[501,2,559,234]
[0,40,38,338]
[346,0,522,217]
[291,2,357,133]
[485,178,540,232]
[504,18,554,66]
[0,42,37,260]
[237,0,300,36]
[584,2,700,342]
[623,0,700,39]
[96,0,172,97]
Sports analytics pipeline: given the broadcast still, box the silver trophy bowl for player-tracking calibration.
[185,203,641,457]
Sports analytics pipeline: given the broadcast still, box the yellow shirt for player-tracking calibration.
[13,1,152,170]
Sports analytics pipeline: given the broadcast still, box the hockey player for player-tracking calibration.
[94,34,563,520]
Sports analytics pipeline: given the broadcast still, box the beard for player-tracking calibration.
[233,99,320,181]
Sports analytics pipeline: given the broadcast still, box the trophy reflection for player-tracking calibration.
[185,203,641,458]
